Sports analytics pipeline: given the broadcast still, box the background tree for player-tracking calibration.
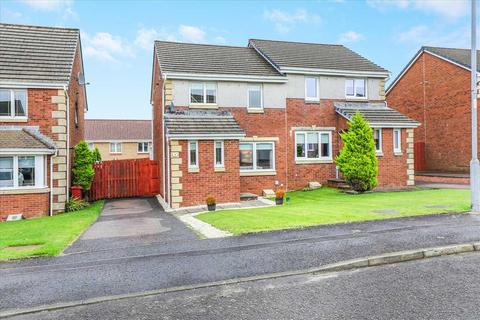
[72,141,95,191]
[336,113,378,192]
[92,147,102,162]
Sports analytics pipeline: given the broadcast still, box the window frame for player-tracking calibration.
[295,131,333,161]
[239,141,275,172]
[374,129,382,153]
[214,140,224,168]
[137,142,150,154]
[0,155,44,190]
[247,84,263,110]
[109,142,122,154]
[188,140,199,169]
[345,78,367,99]
[0,89,28,119]
[87,143,94,150]
[304,77,319,102]
[189,82,217,105]
[393,128,402,154]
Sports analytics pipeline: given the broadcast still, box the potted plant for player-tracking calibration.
[206,195,216,211]
[275,189,285,205]
[71,141,95,199]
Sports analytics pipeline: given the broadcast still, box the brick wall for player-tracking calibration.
[151,57,165,198]
[387,51,472,173]
[0,192,50,220]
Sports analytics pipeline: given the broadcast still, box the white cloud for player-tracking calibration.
[19,0,72,11]
[1,8,24,23]
[133,28,178,50]
[396,24,470,48]
[338,31,365,43]
[82,32,133,62]
[263,9,320,33]
[178,25,206,43]
[368,0,468,20]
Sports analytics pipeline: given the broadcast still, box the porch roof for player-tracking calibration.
[334,102,420,129]
[0,127,56,152]
[164,110,246,139]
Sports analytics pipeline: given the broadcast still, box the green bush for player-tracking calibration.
[92,147,102,162]
[336,112,378,192]
[65,197,90,212]
[72,141,95,191]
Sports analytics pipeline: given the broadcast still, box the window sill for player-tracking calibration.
[189,104,218,109]
[188,167,199,173]
[110,153,122,155]
[240,170,276,177]
[247,108,264,114]
[345,97,368,101]
[214,167,225,172]
[0,187,50,195]
[295,159,333,164]
[0,117,28,123]
[304,99,320,104]
[376,152,384,157]
[394,152,403,156]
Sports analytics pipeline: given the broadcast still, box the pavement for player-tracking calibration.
[2,208,480,315]
[15,251,480,319]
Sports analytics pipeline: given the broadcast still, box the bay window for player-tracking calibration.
[0,155,44,189]
[248,84,263,109]
[295,131,332,161]
[345,79,366,98]
[0,89,27,118]
[190,82,217,104]
[240,142,274,171]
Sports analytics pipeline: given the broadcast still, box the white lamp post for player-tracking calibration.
[471,0,480,212]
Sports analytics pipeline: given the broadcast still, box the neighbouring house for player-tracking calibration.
[151,39,419,209]
[387,46,478,183]
[85,119,152,160]
[0,23,87,219]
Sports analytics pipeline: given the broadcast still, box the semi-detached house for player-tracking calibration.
[0,23,87,219]
[151,39,419,209]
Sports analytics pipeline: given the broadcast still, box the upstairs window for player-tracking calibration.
[109,142,122,154]
[305,77,319,101]
[190,82,217,104]
[374,129,382,153]
[138,142,150,153]
[295,131,332,161]
[0,89,27,118]
[345,79,366,98]
[248,84,263,109]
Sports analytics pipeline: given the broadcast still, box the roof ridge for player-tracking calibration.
[423,45,470,51]
[249,38,344,47]
[0,22,79,32]
[155,40,248,49]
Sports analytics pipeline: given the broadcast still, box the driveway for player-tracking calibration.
[65,198,198,254]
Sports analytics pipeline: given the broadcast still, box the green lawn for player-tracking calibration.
[197,187,470,235]
[0,201,104,261]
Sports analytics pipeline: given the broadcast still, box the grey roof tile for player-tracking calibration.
[155,41,283,77]
[423,46,480,71]
[165,110,245,138]
[249,39,389,73]
[0,127,56,149]
[85,119,152,141]
[0,23,79,85]
[335,102,419,128]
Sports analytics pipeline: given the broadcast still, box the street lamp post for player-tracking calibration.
[471,0,480,212]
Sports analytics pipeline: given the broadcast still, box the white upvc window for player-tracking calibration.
[214,140,224,168]
[190,82,217,104]
[305,77,319,101]
[0,155,44,189]
[345,79,367,99]
[0,89,27,119]
[109,142,122,154]
[188,141,198,168]
[138,142,150,153]
[247,84,263,109]
[88,143,94,150]
[393,128,402,153]
[374,129,382,153]
[295,131,332,161]
[239,142,275,171]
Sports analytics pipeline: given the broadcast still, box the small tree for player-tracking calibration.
[92,147,102,162]
[72,141,95,191]
[336,113,378,192]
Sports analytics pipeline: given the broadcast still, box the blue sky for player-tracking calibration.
[0,0,471,120]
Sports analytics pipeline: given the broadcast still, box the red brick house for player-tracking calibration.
[151,39,419,209]
[0,23,87,219]
[387,46,477,179]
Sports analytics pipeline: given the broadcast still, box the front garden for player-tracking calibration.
[197,187,470,235]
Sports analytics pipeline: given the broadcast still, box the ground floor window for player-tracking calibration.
[240,142,274,171]
[295,131,332,160]
[393,128,401,153]
[109,142,122,154]
[374,129,382,153]
[214,140,224,167]
[0,155,44,189]
[188,141,198,168]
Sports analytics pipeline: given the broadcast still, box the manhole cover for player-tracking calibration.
[424,205,451,209]
[371,209,400,214]
[2,244,43,251]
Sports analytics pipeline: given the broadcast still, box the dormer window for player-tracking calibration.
[345,79,366,99]
[190,82,217,105]
[0,89,27,119]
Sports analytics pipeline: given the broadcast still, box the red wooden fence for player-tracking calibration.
[87,159,160,201]
[414,142,426,172]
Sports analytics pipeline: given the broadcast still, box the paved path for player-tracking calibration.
[18,251,480,319]
[65,198,198,254]
[2,212,480,314]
